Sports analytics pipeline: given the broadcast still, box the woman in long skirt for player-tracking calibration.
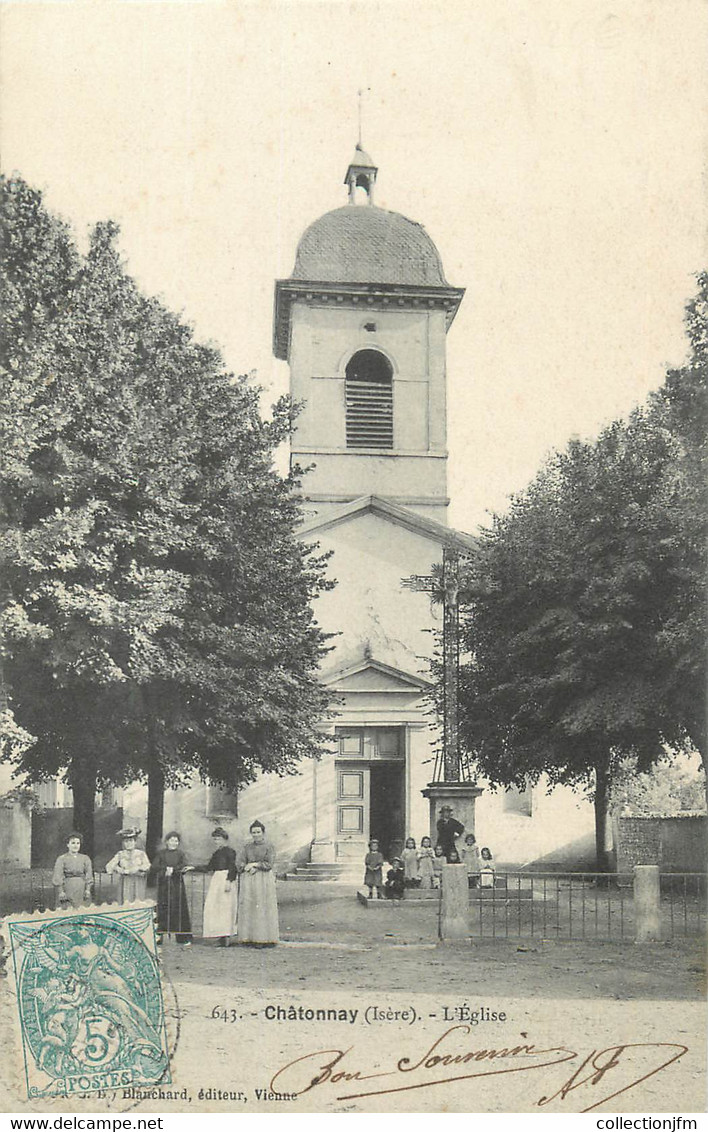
[149,831,194,946]
[52,832,93,908]
[201,827,238,947]
[235,820,278,946]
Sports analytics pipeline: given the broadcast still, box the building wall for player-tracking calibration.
[122,762,320,873]
[147,502,606,874]
[289,302,448,517]
[143,508,445,868]
[474,777,597,870]
[304,509,443,679]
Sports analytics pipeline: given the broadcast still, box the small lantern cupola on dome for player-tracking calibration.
[345,143,377,204]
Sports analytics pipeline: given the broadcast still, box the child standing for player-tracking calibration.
[461,833,481,889]
[416,836,435,889]
[432,844,445,889]
[364,839,384,899]
[402,837,420,887]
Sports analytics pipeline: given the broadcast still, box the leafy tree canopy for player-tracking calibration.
[0,175,333,850]
[456,275,708,863]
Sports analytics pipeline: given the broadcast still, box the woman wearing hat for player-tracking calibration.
[106,827,151,902]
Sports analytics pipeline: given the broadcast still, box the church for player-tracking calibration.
[129,143,595,874]
[124,142,484,874]
[9,144,596,874]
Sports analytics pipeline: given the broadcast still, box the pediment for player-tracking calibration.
[322,658,431,694]
[299,494,477,551]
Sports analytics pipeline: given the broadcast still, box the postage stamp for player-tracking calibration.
[2,905,170,1101]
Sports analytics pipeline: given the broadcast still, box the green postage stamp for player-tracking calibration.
[2,905,170,1100]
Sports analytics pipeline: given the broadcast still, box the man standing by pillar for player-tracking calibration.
[436,805,465,861]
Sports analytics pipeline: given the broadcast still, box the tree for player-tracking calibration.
[641,274,708,777]
[0,175,332,856]
[456,280,708,868]
[610,753,706,816]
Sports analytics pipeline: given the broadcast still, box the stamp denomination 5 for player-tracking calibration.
[3,905,171,1100]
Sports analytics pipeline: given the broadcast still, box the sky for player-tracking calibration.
[1,0,706,532]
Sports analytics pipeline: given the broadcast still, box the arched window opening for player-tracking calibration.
[351,184,370,205]
[345,349,393,449]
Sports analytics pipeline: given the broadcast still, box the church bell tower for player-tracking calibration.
[274,145,464,523]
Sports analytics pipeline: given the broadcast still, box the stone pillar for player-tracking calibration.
[422,782,483,849]
[440,864,469,941]
[311,753,337,863]
[634,864,661,942]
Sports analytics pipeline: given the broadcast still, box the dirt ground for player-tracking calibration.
[161,881,706,1001]
[1,881,704,1113]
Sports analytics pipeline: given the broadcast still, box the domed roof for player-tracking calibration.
[290,205,448,287]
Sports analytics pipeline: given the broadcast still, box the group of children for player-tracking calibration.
[364,834,495,899]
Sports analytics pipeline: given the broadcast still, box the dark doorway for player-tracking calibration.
[369,763,405,861]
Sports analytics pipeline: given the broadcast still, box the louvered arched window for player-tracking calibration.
[345,349,393,449]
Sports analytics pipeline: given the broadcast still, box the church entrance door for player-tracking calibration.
[334,727,406,864]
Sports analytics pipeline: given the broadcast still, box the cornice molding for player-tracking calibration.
[273,279,465,360]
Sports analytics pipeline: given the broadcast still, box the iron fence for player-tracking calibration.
[660,872,707,941]
[468,871,706,942]
[0,870,212,939]
[1,868,705,944]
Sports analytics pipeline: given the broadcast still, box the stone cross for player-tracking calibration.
[404,544,462,783]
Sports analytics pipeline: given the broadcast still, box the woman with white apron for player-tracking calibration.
[202,827,238,946]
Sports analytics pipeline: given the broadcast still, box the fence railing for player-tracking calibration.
[1,868,705,944]
[660,872,707,940]
[466,870,706,942]
[0,870,212,937]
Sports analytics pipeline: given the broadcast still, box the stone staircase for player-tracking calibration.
[283,862,358,883]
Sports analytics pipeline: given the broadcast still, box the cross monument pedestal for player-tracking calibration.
[422,781,483,847]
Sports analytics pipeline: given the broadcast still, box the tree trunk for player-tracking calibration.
[69,756,97,861]
[146,762,165,860]
[146,765,165,860]
[143,687,166,859]
[594,761,610,874]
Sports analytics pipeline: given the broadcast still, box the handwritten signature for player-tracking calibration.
[270,1026,688,1111]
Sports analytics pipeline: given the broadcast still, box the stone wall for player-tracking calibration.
[0,799,32,869]
[613,812,707,874]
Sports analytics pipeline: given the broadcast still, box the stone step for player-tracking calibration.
[283,872,344,882]
[357,889,441,907]
[294,863,348,872]
[356,887,534,906]
[291,865,350,878]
